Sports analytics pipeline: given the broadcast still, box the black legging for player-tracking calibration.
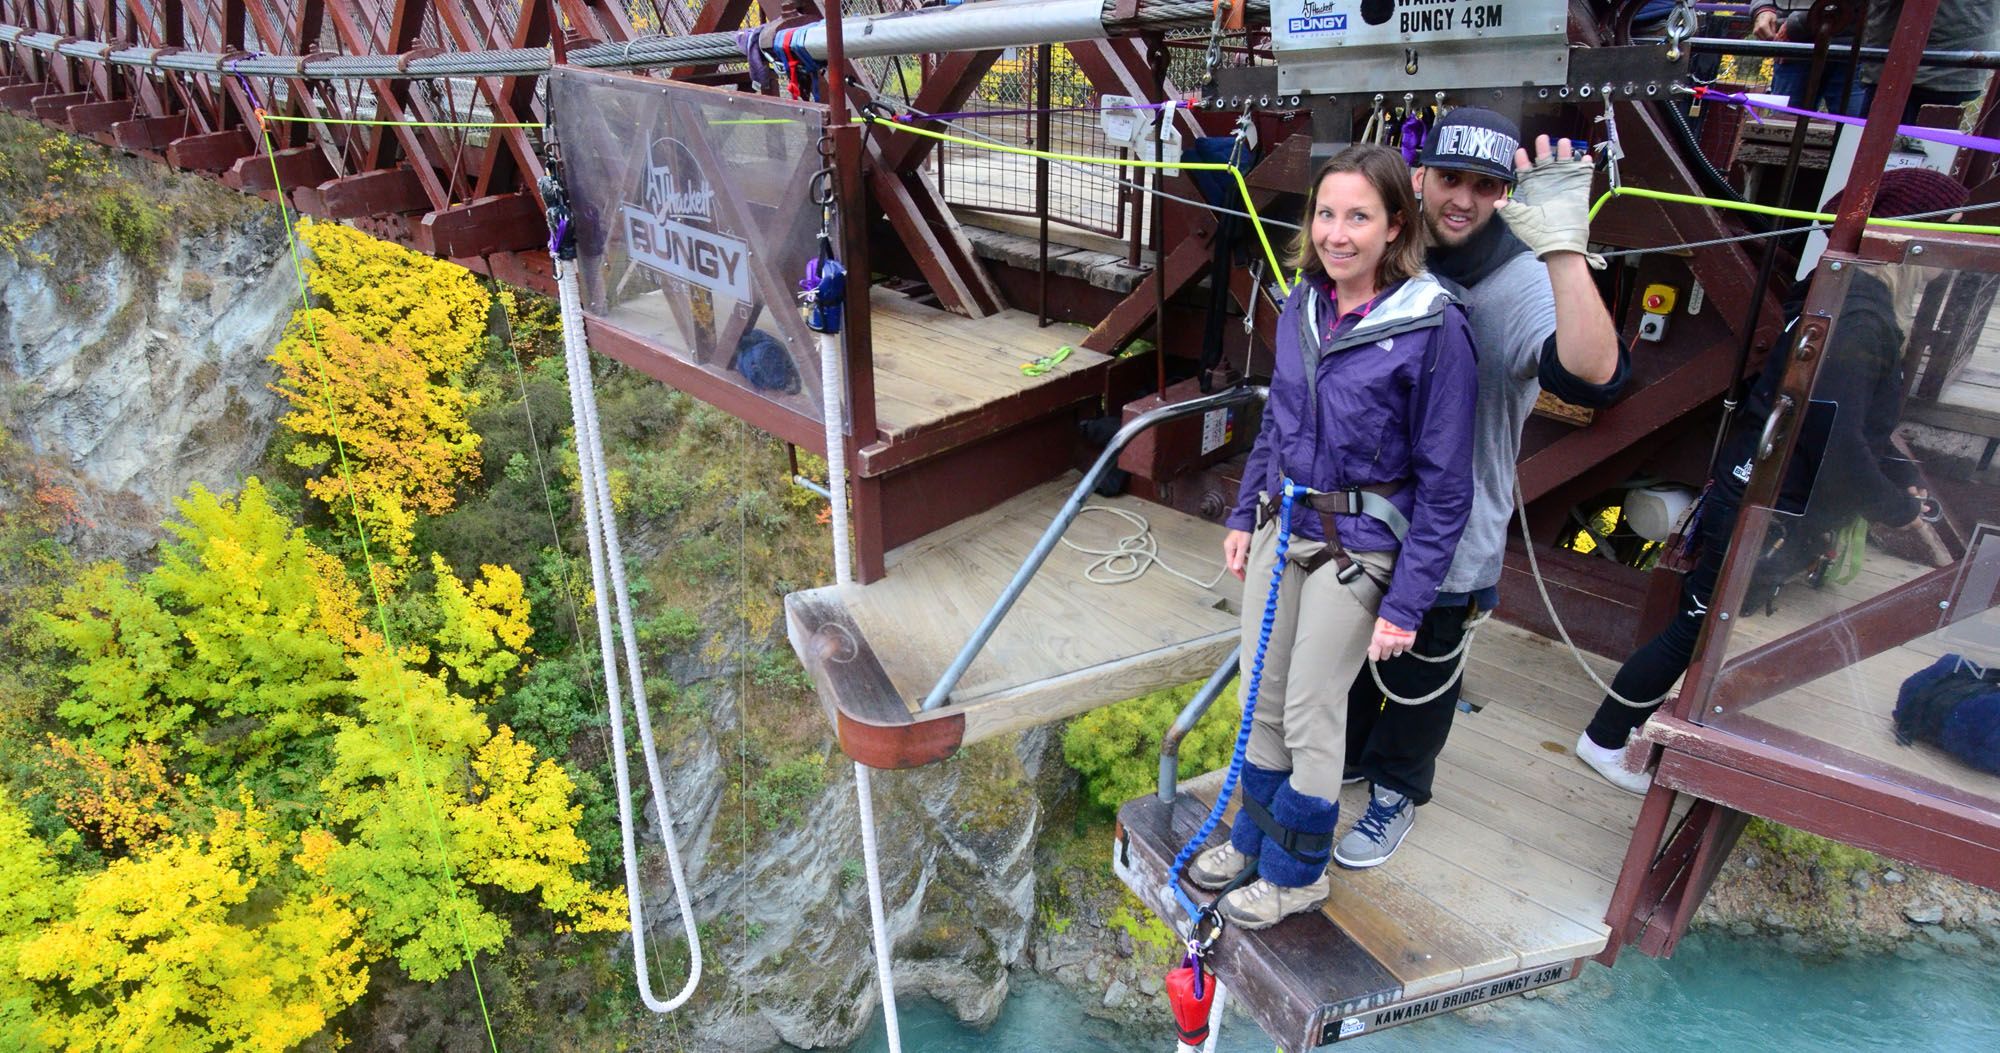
[1583,496,1740,750]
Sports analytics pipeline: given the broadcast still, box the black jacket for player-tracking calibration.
[1715,270,1921,529]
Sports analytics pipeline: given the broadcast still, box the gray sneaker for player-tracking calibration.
[1334,787,1414,869]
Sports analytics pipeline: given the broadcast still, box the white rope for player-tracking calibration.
[556,266,702,1012]
[1514,480,1665,710]
[1201,980,1228,1053]
[818,330,853,588]
[1061,504,1228,588]
[1364,610,1491,707]
[854,764,904,1052]
[819,280,904,1052]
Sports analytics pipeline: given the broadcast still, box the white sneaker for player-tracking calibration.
[1575,731,1652,796]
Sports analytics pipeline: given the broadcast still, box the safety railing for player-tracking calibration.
[918,384,1267,711]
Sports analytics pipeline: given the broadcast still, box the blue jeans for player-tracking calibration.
[1770,59,1866,117]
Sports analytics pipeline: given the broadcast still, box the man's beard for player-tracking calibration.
[1423,202,1486,248]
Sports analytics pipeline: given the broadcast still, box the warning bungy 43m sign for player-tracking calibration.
[1271,0,1568,95]
[1282,0,1505,38]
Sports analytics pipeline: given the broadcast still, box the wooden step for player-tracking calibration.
[861,285,1108,476]
[1110,620,1673,1047]
[785,474,1238,768]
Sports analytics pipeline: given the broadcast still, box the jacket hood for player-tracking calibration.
[1296,272,1462,359]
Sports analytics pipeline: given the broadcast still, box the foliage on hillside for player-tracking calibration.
[1,479,623,1049]
[0,115,250,274]
[269,221,488,581]
[1063,679,1243,813]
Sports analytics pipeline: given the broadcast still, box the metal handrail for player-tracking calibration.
[917,384,1268,712]
[1157,645,1240,802]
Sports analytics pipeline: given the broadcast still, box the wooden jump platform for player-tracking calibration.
[785,473,1238,768]
[1115,621,1657,1048]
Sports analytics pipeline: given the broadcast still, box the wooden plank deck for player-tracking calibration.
[868,285,1105,443]
[784,474,1240,766]
[586,281,1103,449]
[1116,620,1658,1048]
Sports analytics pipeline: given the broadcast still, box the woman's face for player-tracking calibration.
[1311,171,1401,294]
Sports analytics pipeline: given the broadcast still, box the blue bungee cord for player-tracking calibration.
[1164,480,1296,924]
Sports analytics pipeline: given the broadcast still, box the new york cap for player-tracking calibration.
[1419,108,1521,185]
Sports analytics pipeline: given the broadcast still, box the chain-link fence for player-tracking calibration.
[929,47,1131,238]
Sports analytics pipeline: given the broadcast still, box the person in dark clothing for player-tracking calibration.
[1576,166,1966,793]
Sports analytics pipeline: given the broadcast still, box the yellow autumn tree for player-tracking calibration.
[316,650,624,982]
[15,795,370,1053]
[29,472,623,1040]
[41,479,357,784]
[429,553,534,697]
[0,789,67,1053]
[269,221,491,579]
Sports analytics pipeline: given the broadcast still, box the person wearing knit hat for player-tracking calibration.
[1332,110,1628,871]
[1824,165,1969,223]
[1573,165,1968,796]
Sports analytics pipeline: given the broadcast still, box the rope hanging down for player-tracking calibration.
[798,125,905,1053]
[541,143,705,1014]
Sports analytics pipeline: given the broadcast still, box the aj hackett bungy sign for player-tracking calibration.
[622,137,752,300]
[1280,0,1519,42]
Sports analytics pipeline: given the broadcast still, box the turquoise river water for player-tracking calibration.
[838,931,2000,1052]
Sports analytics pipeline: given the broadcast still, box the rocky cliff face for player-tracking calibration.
[0,210,294,559]
[616,625,1063,1051]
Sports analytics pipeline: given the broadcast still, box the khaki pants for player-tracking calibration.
[1238,512,1395,801]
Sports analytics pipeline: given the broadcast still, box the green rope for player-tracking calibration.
[256,120,502,1053]
[864,115,1292,296]
[1589,185,2000,237]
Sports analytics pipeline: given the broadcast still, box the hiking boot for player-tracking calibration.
[1334,787,1415,869]
[1217,876,1329,931]
[1187,841,1252,891]
[1576,731,1652,796]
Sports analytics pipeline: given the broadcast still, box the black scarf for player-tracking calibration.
[1426,214,1531,290]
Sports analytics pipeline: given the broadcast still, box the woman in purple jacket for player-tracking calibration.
[1190,144,1478,929]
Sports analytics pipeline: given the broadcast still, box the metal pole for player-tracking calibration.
[1152,33,1168,397]
[919,386,1267,712]
[1159,646,1241,802]
[1684,35,2000,71]
[1826,0,1940,254]
[822,8,900,1052]
[1711,16,1838,473]
[1037,42,1053,327]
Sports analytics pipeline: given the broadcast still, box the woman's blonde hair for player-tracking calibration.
[1287,144,1427,290]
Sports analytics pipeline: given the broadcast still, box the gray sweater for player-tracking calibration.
[1437,251,1558,594]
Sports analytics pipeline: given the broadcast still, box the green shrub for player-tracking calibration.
[1063,679,1242,813]
[746,753,828,831]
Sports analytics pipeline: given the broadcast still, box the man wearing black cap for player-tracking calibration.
[1335,108,1627,869]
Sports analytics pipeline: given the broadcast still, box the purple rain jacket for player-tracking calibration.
[1227,271,1478,630]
